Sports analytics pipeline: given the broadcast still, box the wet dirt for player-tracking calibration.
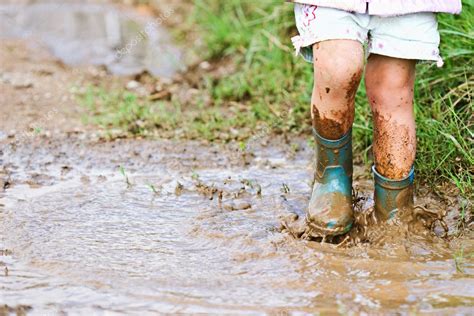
[345,70,363,103]
[1,2,473,315]
[311,107,349,140]
[373,110,416,179]
[306,189,353,237]
[311,68,360,141]
[1,133,473,314]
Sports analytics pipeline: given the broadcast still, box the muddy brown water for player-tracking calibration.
[1,137,473,314]
[0,1,183,77]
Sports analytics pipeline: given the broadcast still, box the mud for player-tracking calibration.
[306,190,353,237]
[311,67,360,141]
[1,133,473,314]
[345,70,363,102]
[377,185,414,221]
[373,110,416,179]
[312,107,349,140]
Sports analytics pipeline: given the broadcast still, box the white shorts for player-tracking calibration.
[292,4,443,66]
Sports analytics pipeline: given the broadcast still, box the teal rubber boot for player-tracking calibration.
[306,128,353,237]
[373,166,414,221]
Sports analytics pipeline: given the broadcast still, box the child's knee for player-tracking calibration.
[366,58,416,110]
[314,54,364,98]
[367,79,414,116]
[369,79,413,105]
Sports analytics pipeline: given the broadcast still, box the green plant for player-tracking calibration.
[119,165,132,188]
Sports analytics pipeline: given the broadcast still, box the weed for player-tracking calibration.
[147,183,160,195]
[191,171,200,181]
[238,141,247,152]
[290,143,299,153]
[119,165,132,188]
[454,247,465,273]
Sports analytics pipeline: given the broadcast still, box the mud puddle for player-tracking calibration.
[1,138,473,314]
[0,1,183,77]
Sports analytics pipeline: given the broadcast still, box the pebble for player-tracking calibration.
[13,80,33,89]
[2,73,34,89]
[223,200,251,211]
[199,61,211,70]
[126,80,140,90]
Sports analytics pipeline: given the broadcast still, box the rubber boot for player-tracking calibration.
[373,166,414,221]
[306,128,353,237]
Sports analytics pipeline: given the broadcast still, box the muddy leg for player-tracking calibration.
[305,40,364,237]
[311,40,364,139]
[365,55,416,179]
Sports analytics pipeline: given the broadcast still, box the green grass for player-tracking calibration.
[80,0,473,200]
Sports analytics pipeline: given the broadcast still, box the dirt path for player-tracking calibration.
[0,39,86,134]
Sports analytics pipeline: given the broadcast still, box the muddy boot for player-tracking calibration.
[373,166,414,221]
[306,128,353,237]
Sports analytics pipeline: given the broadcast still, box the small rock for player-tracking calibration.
[80,176,91,184]
[0,178,10,191]
[126,80,140,90]
[281,217,307,238]
[199,61,211,70]
[223,200,251,211]
[432,221,447,237]
[281,213,299,223]
[161,77,173,85]
[97,175,107,182]
[235,201,251,210]
[13,81,33,89]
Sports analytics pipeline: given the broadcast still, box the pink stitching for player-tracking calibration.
[303,5,318,27]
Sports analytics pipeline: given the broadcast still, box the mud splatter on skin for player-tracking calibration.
[345,70,363,101]
[312,106,348,140]
[373,111,416,179]
[312,69,361,140]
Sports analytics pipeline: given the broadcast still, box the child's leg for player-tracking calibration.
[361,12,440,220]
[311,40,364,139]
[365,55,416,179]
[306,39,364,236]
